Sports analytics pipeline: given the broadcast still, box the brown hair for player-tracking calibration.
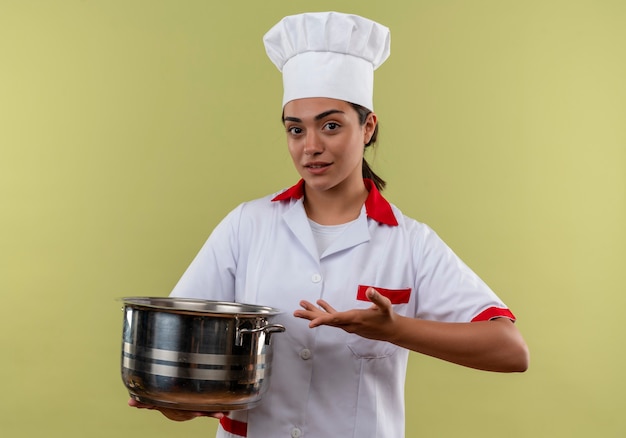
[350,103,386,191]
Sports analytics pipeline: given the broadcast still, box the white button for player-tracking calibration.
[299,349,311,360]
[311,273,322,283]
[291,427,302,438]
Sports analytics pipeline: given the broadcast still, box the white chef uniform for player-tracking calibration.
[170,178,515,437]
[170,11,515,437]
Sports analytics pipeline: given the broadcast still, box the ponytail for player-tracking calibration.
[350,103,386,191]
[362,158,386,191]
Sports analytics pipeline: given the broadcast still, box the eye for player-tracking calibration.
[324,122,340,131]
[287,126,303,135]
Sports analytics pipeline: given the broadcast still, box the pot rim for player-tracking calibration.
[121,296,283,316]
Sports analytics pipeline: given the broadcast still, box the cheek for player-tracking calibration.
[346,135,365,162]
[286,141,300,162]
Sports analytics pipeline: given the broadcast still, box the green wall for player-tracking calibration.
[1,1,624,436]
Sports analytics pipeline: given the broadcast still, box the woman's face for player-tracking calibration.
[283,97,377,194]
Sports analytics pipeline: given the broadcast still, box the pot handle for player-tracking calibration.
[235,323,286,346]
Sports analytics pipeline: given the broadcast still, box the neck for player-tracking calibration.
[303,179,368,225]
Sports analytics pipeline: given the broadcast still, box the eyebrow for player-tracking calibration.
[283,109,345,123]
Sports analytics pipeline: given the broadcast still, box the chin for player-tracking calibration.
[302,177,337,193]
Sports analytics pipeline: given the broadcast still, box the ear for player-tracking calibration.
[364,112,378,143]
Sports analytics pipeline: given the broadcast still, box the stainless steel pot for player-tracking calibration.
[120,297,285,411]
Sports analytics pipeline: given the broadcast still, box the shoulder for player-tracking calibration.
[227,188,298,222]
[383,202,448,251]
[387,202,431,234]
[209,189,296,243]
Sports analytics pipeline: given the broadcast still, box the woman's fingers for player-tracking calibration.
[294,291,394,333]
[365,287,392,311]
[128,397,225,420]
[128,398,155,409]
[316,299,336,313]
[293,299,339,328]
[297,300,318,311]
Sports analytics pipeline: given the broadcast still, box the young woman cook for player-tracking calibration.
[129,11,529,437]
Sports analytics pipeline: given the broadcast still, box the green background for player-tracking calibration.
[1,0,624,436]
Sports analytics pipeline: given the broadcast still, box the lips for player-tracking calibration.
[304,161,332,174]
[304,161,331,169]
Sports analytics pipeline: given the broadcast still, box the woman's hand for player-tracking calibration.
[294,287,397,342]
[128,398,226,421]
[293,287,529,372]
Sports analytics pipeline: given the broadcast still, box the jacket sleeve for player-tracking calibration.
[412,223,515,322]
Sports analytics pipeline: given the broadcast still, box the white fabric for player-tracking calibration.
[170,188,509,438]
[308,218,353,256]
[263,11,391,110]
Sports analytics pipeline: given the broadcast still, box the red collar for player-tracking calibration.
[271,179,398,226]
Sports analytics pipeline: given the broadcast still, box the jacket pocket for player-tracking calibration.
[347,335,396,359]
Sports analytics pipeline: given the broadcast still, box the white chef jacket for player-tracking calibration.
[170,179,515,438]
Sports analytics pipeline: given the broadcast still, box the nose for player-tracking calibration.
[303,131,323,155]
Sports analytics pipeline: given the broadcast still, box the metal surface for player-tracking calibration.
[122,296,283,316]
[120,297,285,411]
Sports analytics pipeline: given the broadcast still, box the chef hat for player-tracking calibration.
[263,11,390,111]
